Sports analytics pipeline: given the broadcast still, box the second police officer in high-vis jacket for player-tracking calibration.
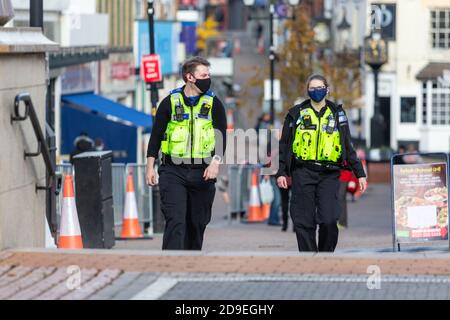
[276,75,367,252]
[146,56,227,251]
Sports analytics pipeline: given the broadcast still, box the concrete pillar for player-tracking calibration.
[0,27,58,249]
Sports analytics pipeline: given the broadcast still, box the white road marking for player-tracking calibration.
[130,277,178,300]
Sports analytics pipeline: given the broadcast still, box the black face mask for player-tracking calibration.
[193,77,212,94]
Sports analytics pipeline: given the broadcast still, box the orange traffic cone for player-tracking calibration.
[257,38,264,54]
[246,170,263,222]
[226,109,234,130]
[234,37,241,55]
[58,175,83,249]
[262,203,271,220]
[120,174,143,238]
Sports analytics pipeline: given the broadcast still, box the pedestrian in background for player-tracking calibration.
[146,56,227,251]
[266,175,281,226]
[70,132,94,163]
[94,138,105,151]
[254,22,264,53]
[276,74,367,252]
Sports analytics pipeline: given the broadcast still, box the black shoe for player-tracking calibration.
[268,222,282,226]
[281,224,287,232]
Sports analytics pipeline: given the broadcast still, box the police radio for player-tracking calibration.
[325,116,336,134]
[175,104,184,122]
[302,115,312,127]
[200,103,211,116]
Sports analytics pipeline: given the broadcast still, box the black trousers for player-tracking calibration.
[158,164,216,250]
[290,167,342,252]
[280,187,291,229]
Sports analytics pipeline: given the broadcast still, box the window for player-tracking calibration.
[135,0,145,19]
[400,97,417,123]
[431,8,450,49]
[431,84,450,125]
[422,82,427,124]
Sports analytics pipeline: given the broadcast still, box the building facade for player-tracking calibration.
[332,0,450,153]
[97,0,134,48]
[366,0,450,152]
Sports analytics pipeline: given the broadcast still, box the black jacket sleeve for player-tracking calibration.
[275,114,293,178]
[146,96,171,158]
[212,97,227,157]
[340,110,366,178]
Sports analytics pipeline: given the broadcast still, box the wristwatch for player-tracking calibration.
[212,155,223,164]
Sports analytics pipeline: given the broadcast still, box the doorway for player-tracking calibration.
[379,97,391,147]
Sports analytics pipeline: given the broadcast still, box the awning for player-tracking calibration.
[416,63,450,81]
[62,93,152,133]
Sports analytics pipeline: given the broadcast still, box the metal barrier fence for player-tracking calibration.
[56,163,153,237]
[227,164,260,223]
[111,164,126,231]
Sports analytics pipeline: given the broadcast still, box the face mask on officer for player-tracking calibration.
[307,86,328,103]
[190,74,211,94]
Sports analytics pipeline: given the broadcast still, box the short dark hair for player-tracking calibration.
[181,56,211,82]
[306,74,329,89]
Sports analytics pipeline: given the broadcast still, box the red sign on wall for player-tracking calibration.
[111,62,132,80]
[141,54,162,83]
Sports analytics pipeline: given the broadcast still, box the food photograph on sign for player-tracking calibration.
[393,163,449,242]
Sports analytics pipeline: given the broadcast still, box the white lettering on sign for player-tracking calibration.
[370,4,393,30]
[141,54,162,83]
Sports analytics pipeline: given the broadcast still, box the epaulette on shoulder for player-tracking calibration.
[288,99,309,117]
[170,87,183,95]
[205,90,215,98]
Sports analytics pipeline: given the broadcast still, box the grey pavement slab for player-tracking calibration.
[120,273,450,300]
[159,279,450,300]
[108,272,160,300]
[88,272,148,300]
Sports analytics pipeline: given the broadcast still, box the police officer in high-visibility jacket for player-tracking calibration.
[146,57,227,250]
[276,75,367,252]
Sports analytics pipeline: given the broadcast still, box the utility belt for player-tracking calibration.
[161,154,212,169]
[294,158,342,172]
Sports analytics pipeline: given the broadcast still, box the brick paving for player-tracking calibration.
[9,268,73,300]
[0,267,55,299]
[59,269,122,300]
[3,250,450,276]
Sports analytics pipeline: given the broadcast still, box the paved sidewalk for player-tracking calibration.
[113,184,395,252]
[1,249,450,300]
[1,184,448,300]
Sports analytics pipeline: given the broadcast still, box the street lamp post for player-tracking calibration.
[30,0,43,29]
[268,3,275,126]
[147,0,159,117]
[244,0,300,126]
[147,0,161,236]
[364,30,388,149]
